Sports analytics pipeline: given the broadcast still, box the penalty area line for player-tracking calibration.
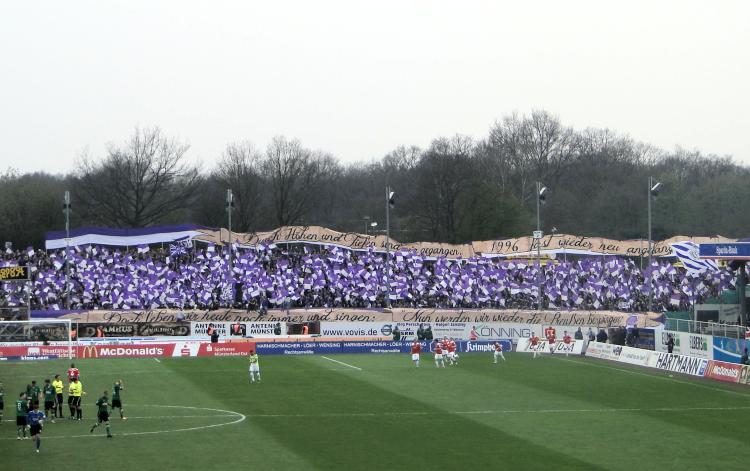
[321,356,362,371]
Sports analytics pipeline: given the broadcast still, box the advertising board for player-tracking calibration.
[459,340,513,353]
[584,342,622,361]
[654,331,681,354]
[712,336,748,364]
[255,342,343,356]
[704,360,742,383]
[320,321,542,341]
[340,341,428,354]
[190,322,231,337]
[515,337,584,355]
[679,333,712,360]
[647,352,708,377]
[198,342,255,357]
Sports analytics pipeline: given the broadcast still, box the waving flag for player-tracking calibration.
[169,243,188,257]
[670,241,718,275]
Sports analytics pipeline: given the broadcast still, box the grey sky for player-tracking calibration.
[1,0,748,174]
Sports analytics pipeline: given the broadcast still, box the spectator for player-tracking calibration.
[587,327,596,342]
[741,348,748,365]
[574,327,583,340]
[596,328,608,343]
[392,325,401,342]
[0,245,734,312]
[667,334,675,354]
[210,328,220,344]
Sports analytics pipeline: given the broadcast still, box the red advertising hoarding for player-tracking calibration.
[197,342,255,357]
[0,342,255,360]
[704,360,743,384]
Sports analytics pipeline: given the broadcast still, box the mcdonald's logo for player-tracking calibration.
[80,345,99,359]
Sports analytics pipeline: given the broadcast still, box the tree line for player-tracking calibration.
[1,110,747,249]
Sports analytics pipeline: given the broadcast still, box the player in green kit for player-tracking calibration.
[248,350,261,383]
[42,379,56,423]
[111,380,127,420]
[16,393,29,440]
[89,391,113,438]
[26,381,41,408]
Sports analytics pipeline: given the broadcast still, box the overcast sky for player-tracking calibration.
[1,0,748,174]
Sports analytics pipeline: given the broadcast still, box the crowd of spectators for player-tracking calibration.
[0,243,735,312]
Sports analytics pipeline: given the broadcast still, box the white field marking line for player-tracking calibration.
[154,358,161,363]
[28,415,239,421]
[0,404,246,441]
[551,355,750,397]
[321,356,362,371]
[245,406,750,419]
[10,368,242,379]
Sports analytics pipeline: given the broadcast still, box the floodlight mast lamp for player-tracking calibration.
[647,177,662,312]
[363,216,370,235]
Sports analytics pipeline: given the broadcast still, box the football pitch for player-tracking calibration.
[2,352,749,471]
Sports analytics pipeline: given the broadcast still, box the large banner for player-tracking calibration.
[48,308,662,328]
[190,225,734,259]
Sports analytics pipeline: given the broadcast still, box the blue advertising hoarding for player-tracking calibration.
[712,336,748,363]
[254,340,514,355]
[699,243,750,260]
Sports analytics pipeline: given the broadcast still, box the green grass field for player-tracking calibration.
[1,352,749,471]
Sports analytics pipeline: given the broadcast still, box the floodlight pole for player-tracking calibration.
[385,186,391,308]
[226,189,234,277]
[536,181,542,312]
[647,177,653,312]
[63,190,71,310]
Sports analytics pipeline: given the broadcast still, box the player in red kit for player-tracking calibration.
[448,339,458,365]
[530,334,540,358]
[562,331,572,357]
[545,327,557,354]
[411,340,422,368]
[493,341,506,363]
[67,364,80,382]
[433,341,445,368]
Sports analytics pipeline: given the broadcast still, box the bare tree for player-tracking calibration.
[77,127,200,228]
[261,136,333,226]
[214,141,264,232]
[488,110,579,206]
[414,135,475,242]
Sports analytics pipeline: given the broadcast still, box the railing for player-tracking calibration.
[0,306,29,321]
[665,318,746,339]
